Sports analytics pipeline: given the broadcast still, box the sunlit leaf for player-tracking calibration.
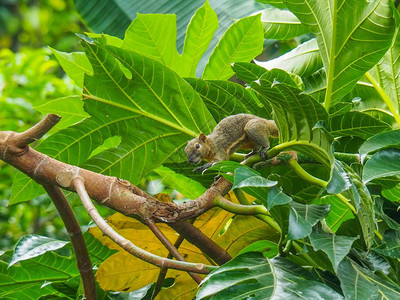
[285,0,395,108]
[9,235,68,267]
[260,6,308,40]
[203,14,264,80]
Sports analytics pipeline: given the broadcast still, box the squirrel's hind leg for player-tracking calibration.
[244,119,270,161]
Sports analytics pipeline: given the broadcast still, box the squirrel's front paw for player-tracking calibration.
[259,148,268,161]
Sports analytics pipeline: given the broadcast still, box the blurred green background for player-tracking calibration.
[0,0,85,249]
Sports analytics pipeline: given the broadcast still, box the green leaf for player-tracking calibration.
[326,160,351,194]
[374,230,400,258]
[338,258,400,300]
[363,149,400,184]
[0,251,79,299]
[74,0,266,70]
[33,96,90,130]
[9,235,68,267]
[165,162,217,188]
[122,14,179,69]
[359,129,400,162]
[344,165,376,249]
[10,173,45,205]
[260,6,308,39]
[232,167,277,190]
[267,186,292,210]
[232,62,267,83]
[197,253,344,299]
[310,233,358,272]
[256,38,322,77]
[203,14,264,80]
[179,1,218,77]
[154,165,206,199]
[11,37,217,201]
[238,240,278,258]
[328,112,390,139]
[251,71,333,167]
[367,9,400,126]
[185,78,265,122]
[314,195,354,233]
[285,0,395,109]
[50,48,93,88]
[288,202,330,240]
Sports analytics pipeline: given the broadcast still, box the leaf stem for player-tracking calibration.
[323,0,338,111]
[233,189,281,233]
[288,160,356,214]
[365,72,400,127]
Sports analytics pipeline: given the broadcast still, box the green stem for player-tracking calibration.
[288,160,356,214]
[233,189,281,233]
[288,160,327,188]
[214,195,269,215]
[365,72,400,127]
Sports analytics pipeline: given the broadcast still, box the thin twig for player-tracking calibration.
[146,219,202,284]
[43,184,97,300]
[72,176,214,274]
[152,234,187,299]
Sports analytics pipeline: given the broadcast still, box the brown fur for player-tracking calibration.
[185,114,279,165]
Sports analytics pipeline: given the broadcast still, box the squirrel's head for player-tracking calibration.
[185,133,210,164]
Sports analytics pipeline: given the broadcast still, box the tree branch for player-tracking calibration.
[43,184,97,300]
[146,219,203,284]
[72,176,215,274]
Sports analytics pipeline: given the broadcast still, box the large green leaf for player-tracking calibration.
[74,0,265,71]
[11,38,216,202]
[338,258,400,300]
[250,69,333,167]
[310,232,358,272]
[328,111,390,139]
[197,252,343,299]
[260,6,308,40]
[179,1,219,77]
[285,0,395,109]
[363,149,400,183]
[202,14,264,80]
[366,9,400,126]
[80,39,215,180]
[122,14,179,68]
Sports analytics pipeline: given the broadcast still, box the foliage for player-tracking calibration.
[2,0,400,299]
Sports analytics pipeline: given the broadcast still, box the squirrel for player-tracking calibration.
[185,113,279,171]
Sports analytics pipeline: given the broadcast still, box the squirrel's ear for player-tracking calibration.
[199,133,207,143]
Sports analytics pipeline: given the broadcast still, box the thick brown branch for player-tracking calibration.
[43,184,96,300]
[72,177,213,274]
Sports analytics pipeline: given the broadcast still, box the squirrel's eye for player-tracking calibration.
[195,144,200,149]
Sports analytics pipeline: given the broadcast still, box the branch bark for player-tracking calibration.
[43,184,97,300]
